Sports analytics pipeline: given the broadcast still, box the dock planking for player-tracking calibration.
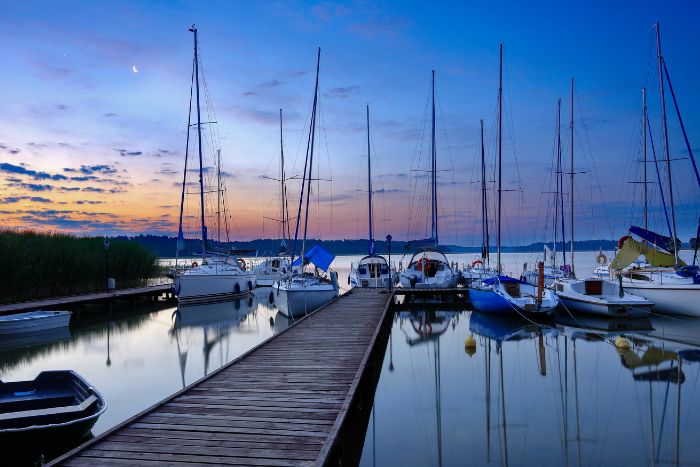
[0,284,173,315]
[50,288,393,467]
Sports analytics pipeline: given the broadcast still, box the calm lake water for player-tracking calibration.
[359,305,700,467]
[1,252,697,465]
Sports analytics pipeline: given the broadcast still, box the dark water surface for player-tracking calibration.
[360,302,700,467]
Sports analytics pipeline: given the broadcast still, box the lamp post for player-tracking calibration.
[103,237,110,292]
[386,234,393,291]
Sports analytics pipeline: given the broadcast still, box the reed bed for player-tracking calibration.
[0,230,160,304]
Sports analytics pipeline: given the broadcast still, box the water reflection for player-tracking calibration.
[0,288,288,465]
[361,306,700,467]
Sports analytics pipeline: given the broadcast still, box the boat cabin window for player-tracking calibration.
[584,280,603,295]
[504,282,520,298]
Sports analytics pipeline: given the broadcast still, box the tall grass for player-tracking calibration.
[0,230,160,304]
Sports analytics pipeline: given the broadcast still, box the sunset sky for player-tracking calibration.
[1,0,698,246]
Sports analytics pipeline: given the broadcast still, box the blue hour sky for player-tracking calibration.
[0,0,698,245]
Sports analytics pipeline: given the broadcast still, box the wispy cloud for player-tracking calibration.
[0,196,52,204]
[0,162,68,181]
[325,85,360,98]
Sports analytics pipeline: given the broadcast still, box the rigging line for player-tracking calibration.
[177,55,196,262]
[575,94,614,239]
[503,55,523,193]
[407,82,432,241]
[435,85,459,245]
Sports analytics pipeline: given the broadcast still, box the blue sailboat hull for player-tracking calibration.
[468,287,515,314]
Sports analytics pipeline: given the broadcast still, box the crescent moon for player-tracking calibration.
[132,65,139,73]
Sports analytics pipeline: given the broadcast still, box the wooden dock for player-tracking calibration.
[0,284,173,316]
[393,286,469,295]
[50,288,394,466]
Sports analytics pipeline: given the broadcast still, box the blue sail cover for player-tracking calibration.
[291,244,335,272]
[630,226,680,253]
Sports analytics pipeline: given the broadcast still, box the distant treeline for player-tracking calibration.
[113,235,625,257]
[0,230,160,304]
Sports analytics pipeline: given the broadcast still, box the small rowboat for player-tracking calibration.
[0,371,106,445]
[0,310,71,334]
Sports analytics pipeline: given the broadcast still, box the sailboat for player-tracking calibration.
[522,99,567,287]
[399,70,458,289]
[463,119,497,285]
[253,109,292,286]
[468,44,559,315]
[610,23,700,317]
[173,26,255,303]
[552,80,653,317]
[350,105,397,288]
[272,48,339,318]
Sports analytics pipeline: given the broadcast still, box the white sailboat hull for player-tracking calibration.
[554,279,652,318]
[174,273,255,302]
[399,271,457,289]
[619,283,700,317]
[272,282,338,318]
[557,292,652,318]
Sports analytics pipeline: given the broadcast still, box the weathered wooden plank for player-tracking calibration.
[51,288,393,467]
[73,449,313,466]
[118,427,326,446]
[94,441,319,461]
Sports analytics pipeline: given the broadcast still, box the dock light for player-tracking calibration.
[386,234,393,292]
[104,237,110,292]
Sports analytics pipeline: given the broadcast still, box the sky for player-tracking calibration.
[0,0,699,246]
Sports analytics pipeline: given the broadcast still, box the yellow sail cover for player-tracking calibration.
[609,236,684,270]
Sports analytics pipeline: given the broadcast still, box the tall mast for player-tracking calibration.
[431,70,438,245]
[301,47,321,259]
[176,58,195,258]
[279,109,290,247]
[217,149,221,244]
[656,22,679,266]
[481,119,489,265]
[553,99,561,268]
[189,25,207,260]
[367,105,375,256]
[643,89,648,231]
[497,44,503,273]
[569,78,575,276]
[557,98,566,266]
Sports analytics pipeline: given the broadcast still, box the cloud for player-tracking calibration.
[0,196,52,204]
[241,91,257,97]
[63,164,117,175]
[0,162,68,181]
[115,148,143,157]
[82,187,105,193]
[102,112,117,117]
[325,85,360,98]
[260,79,283,88]
[75,200,105,205]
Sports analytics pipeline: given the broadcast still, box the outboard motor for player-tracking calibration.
[330,271,339,292]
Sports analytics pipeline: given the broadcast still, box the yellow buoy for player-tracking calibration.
[615,336,631,350]
[464,335,477,357]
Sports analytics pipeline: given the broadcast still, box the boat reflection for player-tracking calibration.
[398,309,460,346]
[170,294,259,386]
[0,326,71,353]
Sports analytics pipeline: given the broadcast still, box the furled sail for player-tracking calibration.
[629,226,680,254]
[610,236,684,270]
